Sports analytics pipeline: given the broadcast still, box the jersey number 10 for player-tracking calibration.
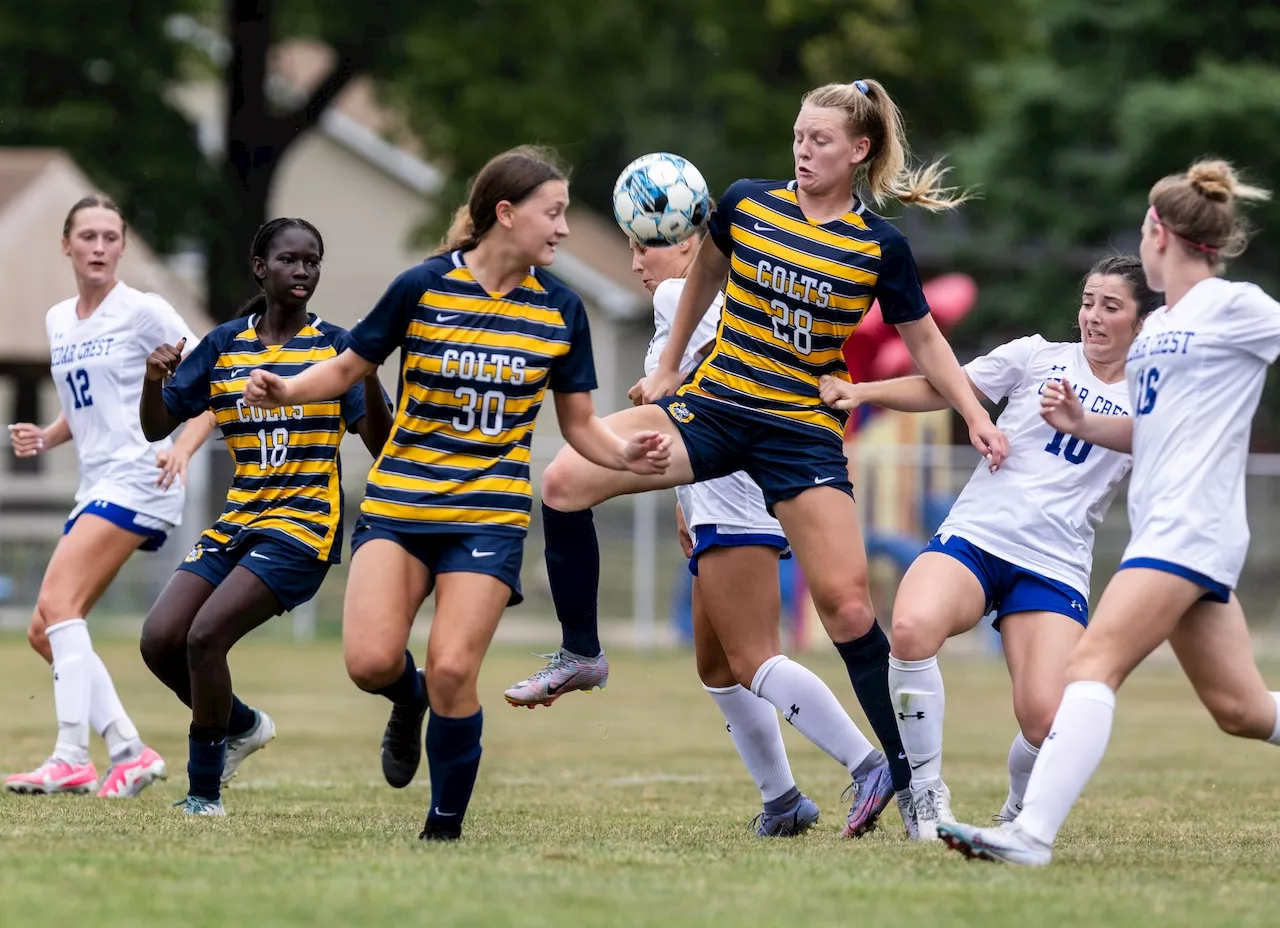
[1044,430,1093,465]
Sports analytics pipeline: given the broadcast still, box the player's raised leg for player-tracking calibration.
[505,404,692,708]
[343,537,432,788]
[887,550,988,838]
[4,514,158,796]
[997,609,1086,822]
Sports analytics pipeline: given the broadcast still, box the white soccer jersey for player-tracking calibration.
[646,279,782,535]
[939,336,1133,597]
[1122,278,1280,588]
[46,282,198,525]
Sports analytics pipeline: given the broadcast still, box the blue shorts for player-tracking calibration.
[658,393,852,513]
[350,518,525,606]
[1117,557,1231,604]
[65,500,169,552]
[688,525,790,577]
[924,533,1089,629]
[177,536,330,614]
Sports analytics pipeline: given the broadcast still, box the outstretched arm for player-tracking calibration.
[1041,379,1134,453]
[554,391,671,475]
[244,348,375,408]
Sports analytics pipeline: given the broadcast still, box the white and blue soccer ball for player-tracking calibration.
[612,152,711,247]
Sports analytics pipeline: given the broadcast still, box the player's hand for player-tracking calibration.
[621,430,671,475]
[818,375,861,410]
[244,369,288,408]
[967,415,1009,473]
[154,447,190,490]
[146,338,186,383]
[8,422,45,458]
[675,503,693,558]
[1040,377,1086,435]
[639,365,681,405]
[627,378,645,407]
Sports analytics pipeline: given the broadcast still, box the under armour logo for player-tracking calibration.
[1046,732,1057,740]
[785,704,800,724]
[1051,365,1067,372]
[725,723,732,734]
[898,711,926,720]
[1070,600,1083,613]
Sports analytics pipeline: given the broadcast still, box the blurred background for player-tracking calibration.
[3,0,1280,650]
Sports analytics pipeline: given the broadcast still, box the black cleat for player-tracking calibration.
[419,817,462,842]
[380,670,428,788]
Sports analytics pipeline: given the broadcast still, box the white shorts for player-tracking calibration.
[675,471,783,534]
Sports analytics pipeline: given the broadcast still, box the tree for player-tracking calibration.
[953,0,1280,340]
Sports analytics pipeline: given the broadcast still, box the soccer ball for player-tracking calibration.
[612,153,711,247]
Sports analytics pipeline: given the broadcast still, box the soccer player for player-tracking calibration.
[938,160,1280,865]
[241,146,670,840]
[819,255,1160,839]
[520,79,1008,837]
[137,218,393,816]
[3,195,213,798]
[546,216,822,835]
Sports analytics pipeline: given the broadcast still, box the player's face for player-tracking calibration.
[507,180,570,267]
[257,227,322,311]
[629,238,694,293]
[793,104,869,198]
[62,207,125,286]
[1079,273,1141,362]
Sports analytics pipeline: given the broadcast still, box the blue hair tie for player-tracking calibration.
[854,80,869,95]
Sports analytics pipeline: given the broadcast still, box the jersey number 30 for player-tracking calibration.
[454,387,506,436]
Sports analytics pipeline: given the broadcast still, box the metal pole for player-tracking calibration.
[631,491,657,651]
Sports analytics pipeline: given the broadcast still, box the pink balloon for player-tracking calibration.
[870,337,914,380]
[922,273,978,330]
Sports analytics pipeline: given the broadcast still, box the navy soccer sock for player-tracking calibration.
[542,503,601,658]
[188,724,228,802]
[371,650,427,706]
[834,621,912,792]
[227,697,257,738]
[424,709,484,836]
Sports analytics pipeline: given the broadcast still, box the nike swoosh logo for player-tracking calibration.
[229,368,245,378]
[546,676,573,696]
[910,760,929,770]
[249,551,271,560]
[471,550,495,558]
[436,313,461,323]
[753,222,775,233]
[897,753,907,760]
[814,476,838,485]
[432,808,458,817]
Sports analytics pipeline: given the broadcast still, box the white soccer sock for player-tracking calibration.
[705,683,796,803]
[1016,681,1116,847]
[87,651,143,763]
[1267,692,1280,746]
[751,655,876,776]
[888,655,945,787]
[47,619,93,765]
[1005,731,1040,813]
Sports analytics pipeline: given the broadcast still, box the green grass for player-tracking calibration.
[0,639,1277,927]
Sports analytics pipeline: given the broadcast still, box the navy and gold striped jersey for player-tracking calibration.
[163,314,366,562]
[680,178,930,436]
[347,252,596,535]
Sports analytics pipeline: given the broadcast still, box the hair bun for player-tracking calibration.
[1186,160,1237,203]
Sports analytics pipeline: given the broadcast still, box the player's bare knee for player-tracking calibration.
[345,646,403,692]
[33,592,77,630]
[139,620,183,670]
[1207,696,1268,739]
[426,652,477,707]
[1015,700,1056,747]
[185,621,226,667]
[817,592,875,644]
[890,608,942,662]
[26,615,50,657]
[540,458,584,512]
[694,648,735,689]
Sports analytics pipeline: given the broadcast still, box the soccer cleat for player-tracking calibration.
[503,649,609,708]
[896,788,919,840]
[97,746,167,798]
[840,758,895,838]
[3,757,98,795]
[911,780,956,842]
[937,820,1052,866]
[381,670,428,789]
[419,817,462,842]
[176,795,226,817]
[222,709,276,786]
[751,794,821,837]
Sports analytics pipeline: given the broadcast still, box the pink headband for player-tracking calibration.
[1147,205,1220,255]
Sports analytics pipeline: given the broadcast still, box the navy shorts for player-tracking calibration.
[350,518,525,606]
[658,393,852,513]
[924,533,1089,629]
[177,535,330,614]
[688,524,791,577]
[65,500,169,552]
[1117,557,1231,604]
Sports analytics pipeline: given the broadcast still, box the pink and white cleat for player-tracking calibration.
[3,757,98,795]
[97,746,167,799]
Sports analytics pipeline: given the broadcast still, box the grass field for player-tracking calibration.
[0,638,1278,927]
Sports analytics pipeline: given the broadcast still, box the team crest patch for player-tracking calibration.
[667,401,695,424]
[184,544,207,564]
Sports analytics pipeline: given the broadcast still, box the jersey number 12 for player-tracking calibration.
[65,369,93,409]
